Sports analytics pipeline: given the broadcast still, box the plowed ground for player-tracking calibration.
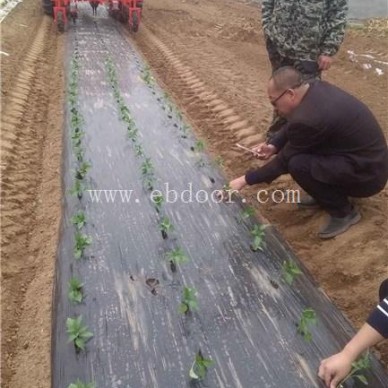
[1,0,64,387]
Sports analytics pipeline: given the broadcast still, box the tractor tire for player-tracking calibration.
[57,11,64,33]
[132,12,139,32]
[42,0,53,15]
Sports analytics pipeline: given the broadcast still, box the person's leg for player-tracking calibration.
[265,38,284,72]
[288,154,361,238]
[288,154,353,217]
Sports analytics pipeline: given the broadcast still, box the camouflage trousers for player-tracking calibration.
[265,38,321,140]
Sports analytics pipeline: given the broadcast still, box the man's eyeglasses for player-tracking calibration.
[270,82,304,107]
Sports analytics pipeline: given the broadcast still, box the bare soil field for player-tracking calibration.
[1,0,387,386]
[1,0,64,386]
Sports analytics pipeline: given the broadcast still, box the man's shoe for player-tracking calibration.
[318,209,361,239]
[297,195,320,209]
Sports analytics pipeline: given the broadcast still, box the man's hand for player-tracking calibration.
[229,175,247,191]
[318,55,333,71]
[318,351,352,388]
[251,143,277,160]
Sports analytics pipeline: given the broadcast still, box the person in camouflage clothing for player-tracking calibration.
[262,0,348,138]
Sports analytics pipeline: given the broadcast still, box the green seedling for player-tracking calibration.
[216,183,235,203]
[75,161,91,180]
[141,66,154,85]
[193,140,205,152]
[143,176,155,191]
[109,75,118,86]
[70,179,84,200]
[179,287,198,314]
[166,247,189,272]
[127,125,138,141]
[70,106,79,116]
[66,316,93,351]
[74,232,92,259]
[152,193,164,212]
[250,224,267,251]
[71,56,79,67]
[120,105,131,121]
[180,124,189,138]
[71,211,86,230]
[189,350,214,381]
[214,155,224,167]
[68,380,95,388]
[69,77,77,87]
[69,87,77,96]
[69,82,77,92]
[69,76,77,84]
[74,146,84,163]
[240,206,255,221]
[297,308,317,342]
[121,111,132,123]
[126,117,136,128]
[68,277,84,304]
[115,94,122,105]
[71,112,83,130]
[111,84,119,96]
[71,129,84,147]
[220,183,231,195]
[282,260,302,285]
[134,144,144,157]
[68,90,78,104]
[106,62,115,76]
[338,352,370,387]
[69,96,77,107]
[159,217,174,239]
[195,158,206,168]
[141,158,154,176]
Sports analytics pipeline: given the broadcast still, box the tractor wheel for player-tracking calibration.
[132,12,139,32]
[57,11,65,33]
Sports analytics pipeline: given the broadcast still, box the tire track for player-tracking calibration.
[134,25,262,153]
[1,17,50,252]
[1,14,63,387]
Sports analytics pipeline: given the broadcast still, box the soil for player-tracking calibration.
[1,0,64,387]
[0,0,387,386]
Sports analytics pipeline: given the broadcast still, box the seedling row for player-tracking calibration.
[61,47,372,387]
[106,57,214,380]
[66,47,95,388]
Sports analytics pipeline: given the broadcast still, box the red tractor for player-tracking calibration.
[43,0,144,32]
[51,0,74,32]
[108,0,143,32]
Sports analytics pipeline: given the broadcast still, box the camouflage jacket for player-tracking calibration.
[262,0,348,61]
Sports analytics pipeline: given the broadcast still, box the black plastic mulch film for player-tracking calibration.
[52,11,388,388]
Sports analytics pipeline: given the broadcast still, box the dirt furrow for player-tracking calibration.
[133,25,261,173]
[1,8,64,388]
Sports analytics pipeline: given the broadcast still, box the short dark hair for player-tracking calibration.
[270,66,304,91]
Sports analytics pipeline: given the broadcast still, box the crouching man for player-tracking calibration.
[229,67,388,239]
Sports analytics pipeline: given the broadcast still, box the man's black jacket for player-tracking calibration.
[246,81,388,191]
